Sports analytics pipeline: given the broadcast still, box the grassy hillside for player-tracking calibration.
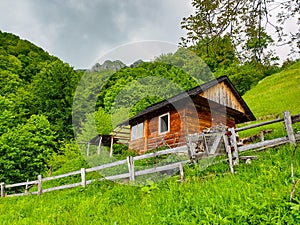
[243,62,300,120]
[0,146,299,224]
[0,61,300,224]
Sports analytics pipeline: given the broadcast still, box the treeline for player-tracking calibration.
[0,31,82,184]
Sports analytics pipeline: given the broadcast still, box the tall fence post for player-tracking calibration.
[97,136,102,155]
[109,135,114,158]
[223,134,234,173]
[87,142,90,156]
[81,168,86,187]
[37,175,42,195]
[1,182,5,197]
[229,128,239,165]
[179,163,184,181]
[127,156,135,182]
[284,111,296,146]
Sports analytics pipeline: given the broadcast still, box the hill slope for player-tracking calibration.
[243,62,300,120]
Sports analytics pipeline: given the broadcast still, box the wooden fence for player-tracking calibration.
[1,110,300,198]
[186,111,300,172]
[0,146,188,197]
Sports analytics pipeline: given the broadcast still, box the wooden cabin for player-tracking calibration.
[119,76,255,154]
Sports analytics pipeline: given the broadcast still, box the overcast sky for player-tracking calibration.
[0,1,298,69]
[0,0,194,69]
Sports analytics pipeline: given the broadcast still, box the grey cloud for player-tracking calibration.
[0,0,193,68]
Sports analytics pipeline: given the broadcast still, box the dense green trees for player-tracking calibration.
[0,31,81,184]
[97,61,201,114]
[0,115,55,183]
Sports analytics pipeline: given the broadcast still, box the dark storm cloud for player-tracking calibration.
[0,0,193,68]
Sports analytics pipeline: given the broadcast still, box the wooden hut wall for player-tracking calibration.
[199,82,245,113]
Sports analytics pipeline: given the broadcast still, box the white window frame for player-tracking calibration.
[131,122,144,140]
[159,112,170,134]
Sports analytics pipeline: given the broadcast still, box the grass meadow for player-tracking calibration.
[0,62,299,224]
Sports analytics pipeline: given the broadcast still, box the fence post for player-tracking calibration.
[127,156,135,182]
[284,111,296,146]
[25,179,29,194]
[109,135,114,158]
[87,142,90,156]
[37,175,42,195]
[1,182,5,197]
[81,168,86,187]
[223,134,234,173]
[179,163,184,181]
[97,136,102,155]
[229,128,239,165]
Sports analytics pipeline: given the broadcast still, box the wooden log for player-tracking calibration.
[97,136,102,155]
[85,159,127,173]
[42,170,81,181]
[127,156,135,181]
[284,111,296,146]
[0,182,5,198]
[238,136,288,152]
[104,173,131,180]
[87,142,90,156]
[179,163,184,181]
[109,135,114,158]
[81,168,86,188]
[229,128,239,165]
[25,179,29,193]
[133,146,188,161]
[37,175,42,195]
[235,118,284,132]
[135,160,190,176]
[223,134,234,173]
[5,180,37,188]
[260,131,265,142]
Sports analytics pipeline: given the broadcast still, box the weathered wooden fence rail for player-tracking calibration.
[2,111,300,198]
[1,146,188,197]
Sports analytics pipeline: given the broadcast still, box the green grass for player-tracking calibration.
[1,62,300,224]
[243,62,300,120]
[1,145,300,224]
[238,62,300,138]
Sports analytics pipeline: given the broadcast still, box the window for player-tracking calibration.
[131,122,144,140]
[159,113,170,134]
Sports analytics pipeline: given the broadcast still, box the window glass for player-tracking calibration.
[137,122,143,139]
[131,122,143,140]
[159,113,169,133]
[131,125,137,140]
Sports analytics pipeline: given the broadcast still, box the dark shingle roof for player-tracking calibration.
[119,76,255,125]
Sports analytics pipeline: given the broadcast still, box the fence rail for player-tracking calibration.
[1,111,299,198]
[1,145,188,197]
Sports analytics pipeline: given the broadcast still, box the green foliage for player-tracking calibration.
[97,61,200,114]
[190,35,238,72]
[0,115,55,184]
[49,140,83,172]
[214,61,280,95]
[25,60,81,140]
[155,47,213,81]
[181,0,299,64]
[112,144,137,159]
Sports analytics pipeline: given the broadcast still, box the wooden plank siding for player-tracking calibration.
[129,100,236,154]
[200,82,245,113]
[127,79,252,153]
